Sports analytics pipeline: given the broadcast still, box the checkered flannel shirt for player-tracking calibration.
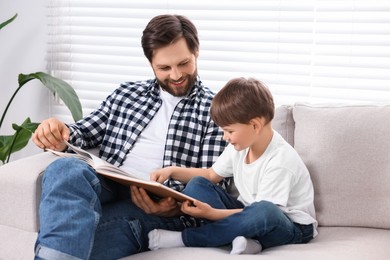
[68,78,227,191]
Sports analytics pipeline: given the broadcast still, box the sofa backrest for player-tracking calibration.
[273,103,390,229]
[273,105,295,146]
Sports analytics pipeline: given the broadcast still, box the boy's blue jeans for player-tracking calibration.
[182,176,314,249]
[34,158,187,260]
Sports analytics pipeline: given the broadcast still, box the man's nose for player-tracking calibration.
[170,67,182,81]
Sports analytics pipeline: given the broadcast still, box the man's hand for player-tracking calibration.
[130,186,180,217]
[33,117,70,151]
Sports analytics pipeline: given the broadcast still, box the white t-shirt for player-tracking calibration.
[120,90,183,180]
[212,131,317,235]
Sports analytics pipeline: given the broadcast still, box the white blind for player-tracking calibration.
[46,0,390,122]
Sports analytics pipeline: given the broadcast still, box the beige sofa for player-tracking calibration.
[1,103,390,260]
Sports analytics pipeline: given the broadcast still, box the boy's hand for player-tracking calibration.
[181,200,214,219]
[150,167,174,183]
[182,200,241,221]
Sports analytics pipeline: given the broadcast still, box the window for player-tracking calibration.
[47,0,390,122]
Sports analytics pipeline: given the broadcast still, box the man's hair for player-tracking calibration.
[211,77,275,127]
[141,14,199,62]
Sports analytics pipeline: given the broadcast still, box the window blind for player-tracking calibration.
[46,0,390,122]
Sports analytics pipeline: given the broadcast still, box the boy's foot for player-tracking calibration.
[230,236,262,255]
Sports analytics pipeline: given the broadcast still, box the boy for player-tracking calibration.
[148,77,317,254]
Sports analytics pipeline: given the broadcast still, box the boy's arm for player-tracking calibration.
[181,200,242,221]
[151,166,223,184]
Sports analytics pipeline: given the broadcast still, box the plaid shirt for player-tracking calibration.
[68,78,227,191]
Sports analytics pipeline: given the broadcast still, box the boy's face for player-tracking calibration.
[221,123,257,151]
[151,37,198,97]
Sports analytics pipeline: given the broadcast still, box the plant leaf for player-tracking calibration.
[11,119,39,152]
[0,135,14,164]
[0,13,17,30]
[0,118,39,163]
[18,72,83,121]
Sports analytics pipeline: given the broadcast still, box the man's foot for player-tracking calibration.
[148,229,184,250]
[230,236,262,255]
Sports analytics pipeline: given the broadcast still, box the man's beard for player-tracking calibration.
[157,70,197,97]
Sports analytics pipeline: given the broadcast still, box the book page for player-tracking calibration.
[64,141,107,168]
[47,140,195,203]
[46,148,89,164]
[64,141,141,179]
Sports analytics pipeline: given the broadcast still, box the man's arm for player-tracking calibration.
[198,119,227,168]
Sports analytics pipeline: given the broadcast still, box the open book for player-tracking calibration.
[46,141,194,203]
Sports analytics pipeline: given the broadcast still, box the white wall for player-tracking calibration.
[0,0,49,161]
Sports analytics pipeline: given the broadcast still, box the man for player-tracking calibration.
[33,14,226,260]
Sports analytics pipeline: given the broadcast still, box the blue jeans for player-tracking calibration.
[35,158,187,260]
[181,176,314,249]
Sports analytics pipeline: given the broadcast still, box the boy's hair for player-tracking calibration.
[141,14,199,63]
[211,77,275,127]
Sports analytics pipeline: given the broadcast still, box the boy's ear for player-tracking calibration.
[250,117,264,131]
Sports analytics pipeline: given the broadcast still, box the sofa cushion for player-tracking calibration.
[122,227,390,260]
[0,152,59,232]
[273,105,294,146]
[292,103,390,228]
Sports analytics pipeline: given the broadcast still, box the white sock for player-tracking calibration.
[230,236,262,255]
[148,229,185,250]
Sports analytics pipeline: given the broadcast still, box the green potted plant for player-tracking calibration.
[0,14,83,164]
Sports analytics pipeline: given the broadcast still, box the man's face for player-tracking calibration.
[150,38,198,97]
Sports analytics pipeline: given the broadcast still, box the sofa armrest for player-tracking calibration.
[0,152,58,232]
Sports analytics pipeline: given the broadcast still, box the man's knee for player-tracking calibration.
[44,157,96,185]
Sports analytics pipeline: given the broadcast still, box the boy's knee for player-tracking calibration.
[255,200,275,208]
[184,176,213,197]
[250,200,280,216]
[187,176,210,187]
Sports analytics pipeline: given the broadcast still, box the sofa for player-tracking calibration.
[1,102,390,260]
